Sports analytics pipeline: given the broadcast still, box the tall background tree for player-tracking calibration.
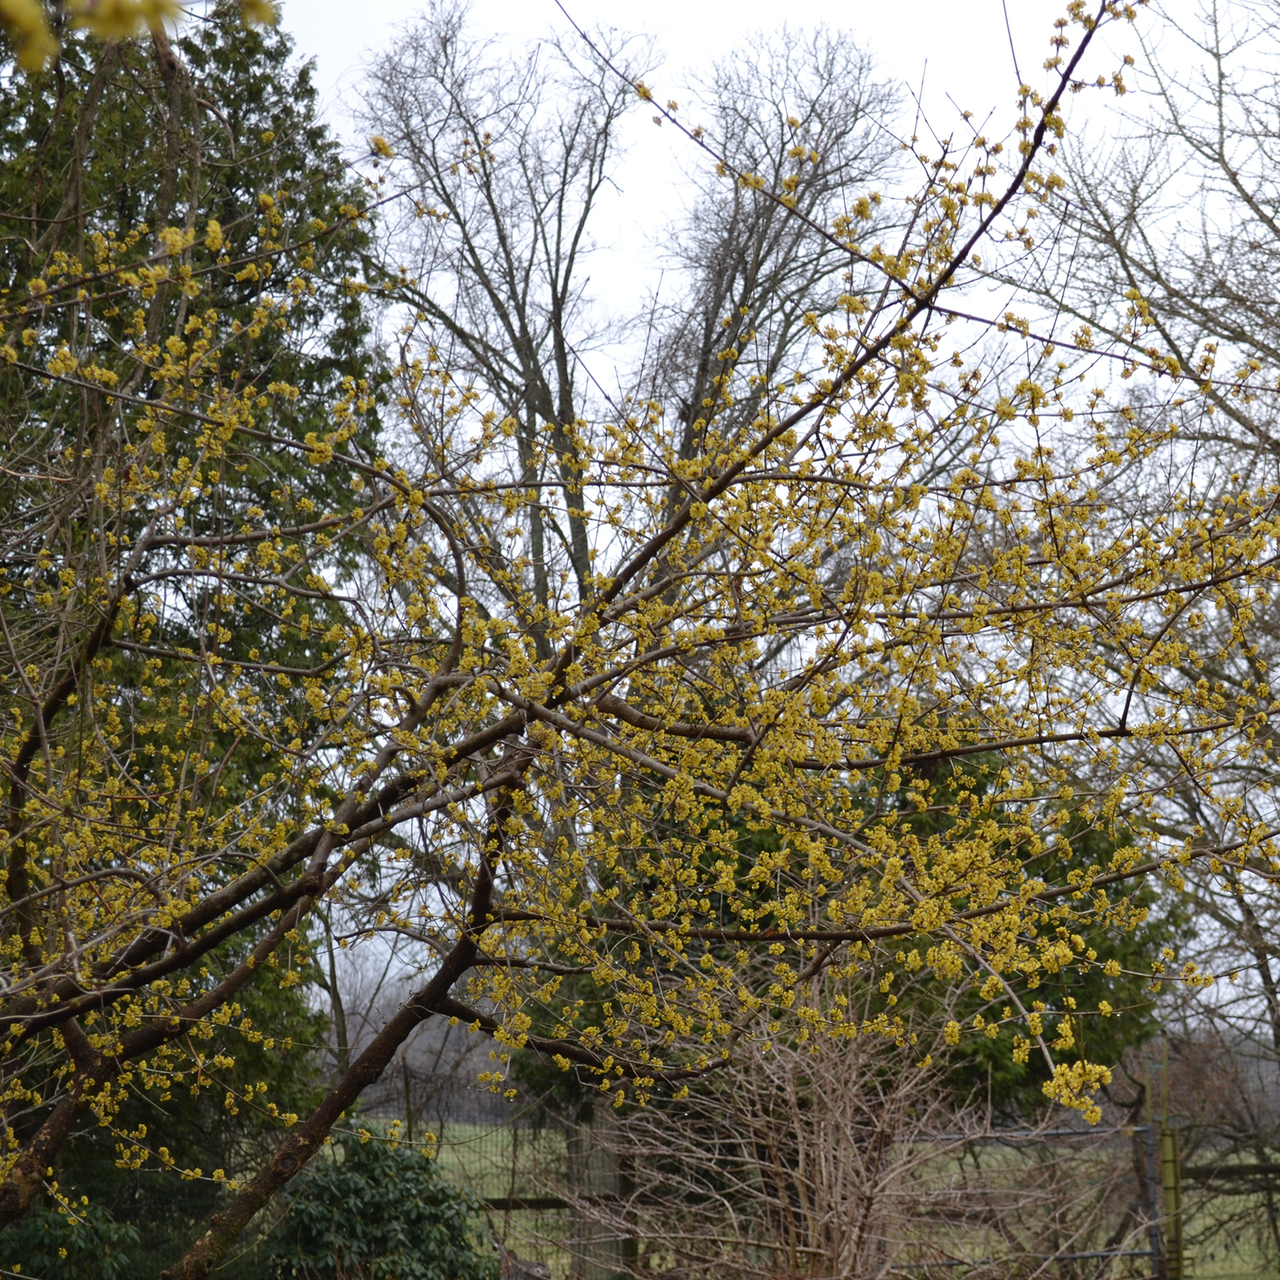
[644,26,902,468]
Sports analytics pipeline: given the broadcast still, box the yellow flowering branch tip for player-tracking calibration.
[70,0,184,40]
[0,0,56,69]
[237,0,278,25]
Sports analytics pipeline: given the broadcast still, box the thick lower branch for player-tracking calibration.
[163,785,515,1279]
[161,938,476,1280]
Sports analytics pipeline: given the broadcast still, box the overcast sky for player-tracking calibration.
[271,0,1156,388]
[282,0,1143,136]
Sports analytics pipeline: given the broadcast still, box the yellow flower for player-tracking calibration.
[237,0,277,25]
[71,0,181,39]
[140,0,182,24]
[0,0,56,70]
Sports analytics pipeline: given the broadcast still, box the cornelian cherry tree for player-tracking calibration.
[3,3,1276,1276]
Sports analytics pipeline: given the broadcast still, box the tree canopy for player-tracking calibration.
[3,2,1278,1276]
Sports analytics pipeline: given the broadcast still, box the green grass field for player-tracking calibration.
[434,1121,575,1277]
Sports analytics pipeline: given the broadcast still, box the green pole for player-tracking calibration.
[1161,1123,1185,1280]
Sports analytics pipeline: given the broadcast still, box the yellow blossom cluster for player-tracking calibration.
[0,0,275,70]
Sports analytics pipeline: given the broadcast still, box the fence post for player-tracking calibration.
[1161,1123,1185,1280]
[1144,1124,1164,1279]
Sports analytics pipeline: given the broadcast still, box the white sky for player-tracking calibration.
[283,0,1137,130]
[273,0,1159,391]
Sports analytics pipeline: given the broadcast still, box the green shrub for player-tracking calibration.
[269,1133,499,1280]
[0,1202,139,1280]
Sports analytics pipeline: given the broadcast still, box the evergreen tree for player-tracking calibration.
[0,10,372,1275]
[0,0,380,573]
